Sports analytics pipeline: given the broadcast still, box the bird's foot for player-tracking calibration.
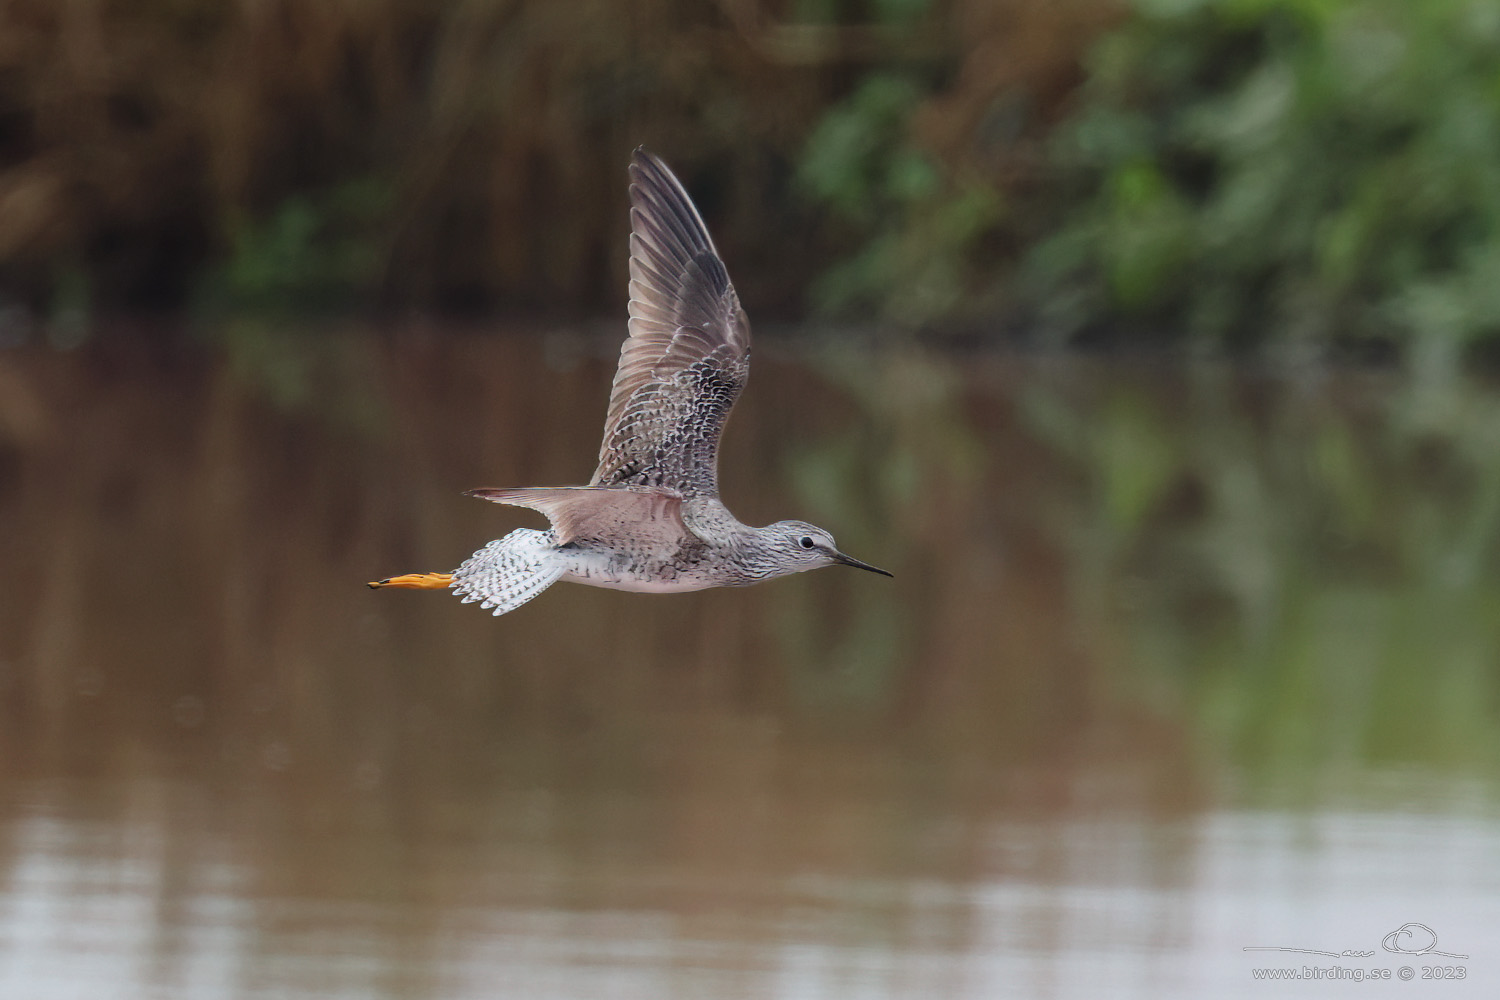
[367,572,454,590]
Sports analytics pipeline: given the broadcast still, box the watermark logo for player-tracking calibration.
[1244,921,1468,961]
[1245,923,1469,984]
[1380,922,1467,960]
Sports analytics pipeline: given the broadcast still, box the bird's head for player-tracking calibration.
[764,520,893,578]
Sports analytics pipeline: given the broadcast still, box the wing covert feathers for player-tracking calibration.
[466,485,689,545]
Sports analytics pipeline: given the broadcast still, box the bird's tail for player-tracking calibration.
[451,528,564,616]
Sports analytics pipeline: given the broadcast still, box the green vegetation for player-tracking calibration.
[205,179,391,318]
[2,0,1499,363]
[792,0,1500,363]
[1027,0,1500,362]
[0,0,838,323]
[798,74,1005,325]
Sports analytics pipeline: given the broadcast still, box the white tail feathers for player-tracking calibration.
[451,528,563,616]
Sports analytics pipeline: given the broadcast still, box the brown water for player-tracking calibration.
[1,330,1497,998]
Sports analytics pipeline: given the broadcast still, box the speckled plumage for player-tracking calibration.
[382,148,890,616]
[593,150,750,499]
[452,529,563,614]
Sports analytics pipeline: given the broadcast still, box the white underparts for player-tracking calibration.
[556,547,719,593]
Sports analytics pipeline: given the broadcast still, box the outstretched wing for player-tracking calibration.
[591,148,751,499]
[466,485,689,546]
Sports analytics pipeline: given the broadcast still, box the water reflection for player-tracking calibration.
[0,332,1497,997]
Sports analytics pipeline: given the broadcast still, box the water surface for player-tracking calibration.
[0,331,1496,997]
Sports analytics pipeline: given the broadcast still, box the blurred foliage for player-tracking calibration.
[0,0,846,326]
[798,73,1006,325]
[1,0,1499,362]
[1025,0,1500,359]
[0,0,1121,338]
[203,178,392,317]
[795,0,1500,363]
[793,0,1114,328]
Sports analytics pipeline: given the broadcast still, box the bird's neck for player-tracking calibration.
[681,497,752,541]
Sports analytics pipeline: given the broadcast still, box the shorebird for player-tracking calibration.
[369,148,891,616]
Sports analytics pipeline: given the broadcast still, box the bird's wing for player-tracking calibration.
[591,148,751,499]
[467,485,691,545]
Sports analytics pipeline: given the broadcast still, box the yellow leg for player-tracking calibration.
[367,572,454,590]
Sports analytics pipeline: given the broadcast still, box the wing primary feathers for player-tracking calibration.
[591,149,752,499]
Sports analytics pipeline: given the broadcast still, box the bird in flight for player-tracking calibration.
[369,148,890,616]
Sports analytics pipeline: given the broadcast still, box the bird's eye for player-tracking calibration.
[799,536,816,549]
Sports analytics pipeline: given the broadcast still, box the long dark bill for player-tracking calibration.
[833,551,894,577]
